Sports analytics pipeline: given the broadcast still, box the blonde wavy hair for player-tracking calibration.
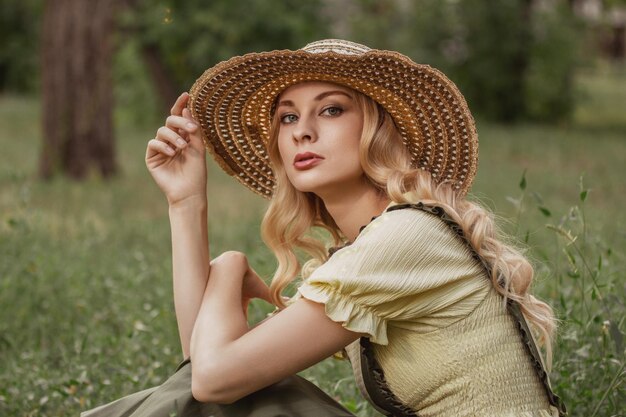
[260,84,557,369]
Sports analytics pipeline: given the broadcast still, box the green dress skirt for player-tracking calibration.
[81,359,355,417]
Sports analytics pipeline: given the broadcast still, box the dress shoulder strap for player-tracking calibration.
[357,202,567,417]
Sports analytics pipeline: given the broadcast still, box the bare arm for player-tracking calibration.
[147,94,360,404]
[189,252,364,404]
[146,92,212,358]
[169,196,210,358]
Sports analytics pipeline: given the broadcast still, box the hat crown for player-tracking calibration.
[301,39,370,56]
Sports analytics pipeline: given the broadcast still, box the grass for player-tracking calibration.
[1,65,625,416]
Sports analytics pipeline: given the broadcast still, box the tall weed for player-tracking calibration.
[508,171,625,416]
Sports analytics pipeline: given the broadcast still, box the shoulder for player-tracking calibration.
[350,204,467,257]
[298,203,490,344]
[315,204,478,280]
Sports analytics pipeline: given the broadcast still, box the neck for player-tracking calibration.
[319,182,391,243]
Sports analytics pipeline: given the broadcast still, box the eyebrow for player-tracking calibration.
[277,90,353,108]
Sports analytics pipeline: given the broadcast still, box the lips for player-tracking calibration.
[293,152,324,170]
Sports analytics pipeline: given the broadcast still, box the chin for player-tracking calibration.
[290,182,324,195]
[290,179,352,199]
[286,169,363,197]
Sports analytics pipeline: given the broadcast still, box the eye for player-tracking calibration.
[321,106,343,117]
[279,114,298,124]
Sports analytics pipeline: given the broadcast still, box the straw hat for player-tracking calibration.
[188,39,478,198]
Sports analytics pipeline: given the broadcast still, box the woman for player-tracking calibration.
[83,39,565,417]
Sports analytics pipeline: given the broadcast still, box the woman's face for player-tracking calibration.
[276,81,365,199]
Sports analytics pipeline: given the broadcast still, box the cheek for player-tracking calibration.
[277,135,292,167]
[346,148,364,175]
[329,139,363,179]
[344,127,363,167]
[339,114,363,152]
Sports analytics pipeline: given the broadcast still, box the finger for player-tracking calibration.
[243,298,250,315]
[182,108,206,147]
[156,126,188,150]
[173,110,204,152]
[260,287,273,304]
[166,114,198,134]
[246,274,272,304]
[170,92,189,116]
[182,109,198,137]
[146,138,176,158]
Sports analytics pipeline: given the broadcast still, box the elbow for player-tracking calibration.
[192,386,234,405]
[210,250,249,273]
[191,362,240,404]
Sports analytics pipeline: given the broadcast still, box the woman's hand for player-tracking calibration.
[146,92,208,206]
[241,264,273,320]
[209,251,273,321]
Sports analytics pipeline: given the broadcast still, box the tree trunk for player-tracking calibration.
[140,42,181,116]
[118,0,180,115]
[40,0,118,180]
[610,22,625,61]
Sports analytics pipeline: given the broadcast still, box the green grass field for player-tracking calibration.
[1,65,624,416]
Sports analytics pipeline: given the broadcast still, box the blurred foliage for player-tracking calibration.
[523,4,580,122]
[349,0,582,123]
[0,0,42,93]
[0,0,598,124]
[113,0,330,123]
[113,36,163,127]
[606,0,626,7]
[122,0,330,89]
[2,0,330,124]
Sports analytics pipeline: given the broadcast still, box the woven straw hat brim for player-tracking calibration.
[188,46,478,198]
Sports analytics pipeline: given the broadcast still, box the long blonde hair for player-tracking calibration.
[260,85,557,368]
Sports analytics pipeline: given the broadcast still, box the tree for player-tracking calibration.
[120,0,331,115]
[40,0,119,179]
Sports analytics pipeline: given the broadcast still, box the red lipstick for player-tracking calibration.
[293,152,324,170]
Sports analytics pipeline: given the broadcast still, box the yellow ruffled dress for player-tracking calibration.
[291,199,561,417]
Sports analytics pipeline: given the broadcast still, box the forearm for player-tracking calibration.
[190,253,249,360]
[168,195,210,358]
[188,252,283,402]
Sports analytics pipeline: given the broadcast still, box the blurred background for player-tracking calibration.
[1,0,624,416]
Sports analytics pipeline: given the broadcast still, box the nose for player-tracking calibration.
[292,115,317,143]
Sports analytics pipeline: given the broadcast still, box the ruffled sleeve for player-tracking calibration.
[296,207,490,345]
